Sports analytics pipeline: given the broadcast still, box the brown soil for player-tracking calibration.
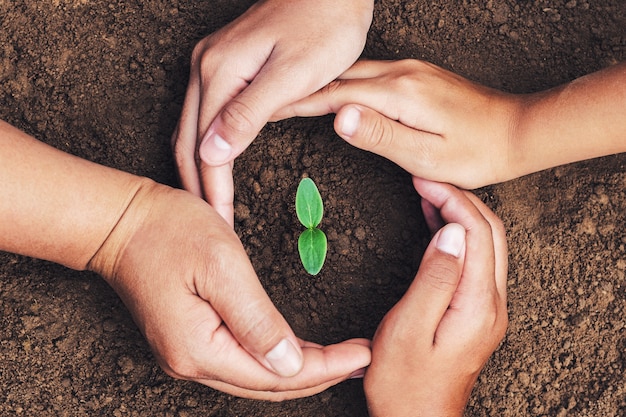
[0,1,624,416]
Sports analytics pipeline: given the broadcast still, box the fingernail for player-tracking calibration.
[349,368,366,379]
[436,223,465,258]
[199,128,232,165]
[340,106,360,137]
[265,338,303,377]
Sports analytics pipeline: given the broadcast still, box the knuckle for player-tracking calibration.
[421,258,460,293]
[220,99,258,137]
[162,357,195,380]
[237,303,283,353]
[361,113,393,151]
[322,79,344,97]
[193,37,218,66]
[388,60,431,95]
[472,296,506,336]
[158,345,209,381]
[203,237,240,279]
[389,71,418,93]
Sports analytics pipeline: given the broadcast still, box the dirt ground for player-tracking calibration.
[0,0,624,416]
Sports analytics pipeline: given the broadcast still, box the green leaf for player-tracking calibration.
[295,178,323,229]
[298,228,327,276]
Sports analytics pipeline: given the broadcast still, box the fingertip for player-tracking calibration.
[265,338,304,377]
[412,177,456,209]
[421,197,445,234]
[435,223,466,258]
[336,105,362,138]
[199,125,233,166]
[412,176,432,193]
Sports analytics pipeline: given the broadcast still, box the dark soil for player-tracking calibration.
[1,1,625,416]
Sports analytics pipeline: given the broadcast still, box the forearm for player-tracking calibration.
[0,120,148,270]
[513,62,626,177]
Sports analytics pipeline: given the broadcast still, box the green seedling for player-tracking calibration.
[295,178,327,275]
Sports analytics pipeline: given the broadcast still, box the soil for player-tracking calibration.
[0,1,624,416]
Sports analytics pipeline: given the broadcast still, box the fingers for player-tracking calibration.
[199,233,306,378]
[277,97,446,183]
[198,54,333,167]
[412,178,508,335]
[191,220,371,398]
[196,68,258,166]
[413,179,494,289]
[271,77,398,121]
[270,60,405,121]
[336,105,442,179]
[421,194,445,234]
[172,78,202,198]
[196,56,329,221]
[200,161,235,226]
[392,223,466,338]
[185,336,371,401]
[462,191,508,303]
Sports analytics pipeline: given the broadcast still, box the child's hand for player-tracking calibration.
[273,60,523,189]
[172,0,373,225]
[364,178,508,416]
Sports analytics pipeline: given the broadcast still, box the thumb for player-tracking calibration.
[334,105,438,177]
[394,223,466,335]
[198,95,266,166]
[206,236,305,377]
[198,61,319,167]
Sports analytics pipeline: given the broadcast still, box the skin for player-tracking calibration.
[364,178,508,416]
[0,115,507,409]
[0,120,371,401]
[274,59,626,189]
[171,0,374,225]
[270,58,625,414]
[1,61,512,409]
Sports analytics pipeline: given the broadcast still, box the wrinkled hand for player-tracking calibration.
[172,0,373,225]
[88,180,371,400]
[364,178,508,416]
[274,59,524,189]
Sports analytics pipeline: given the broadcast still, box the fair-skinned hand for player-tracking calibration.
[0,120,370,401]
[364,178,508,416]
[273,59,520,189]
[172,0,374,225]
[274,60,626,190]
[88,181,371,401]
[90,184,370,400]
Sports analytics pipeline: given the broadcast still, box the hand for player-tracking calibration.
[364,178,508,416]
[274,59,524,189]
[88,181,371,400]
[172,0,374,225]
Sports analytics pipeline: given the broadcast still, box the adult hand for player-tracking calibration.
[88,181,371,400]
[274,59,523,189]
[364,178,508,416]
[172,0,374,225]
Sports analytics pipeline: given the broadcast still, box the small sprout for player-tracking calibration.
[295,178,327,275]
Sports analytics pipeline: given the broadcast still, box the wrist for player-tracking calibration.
[507,90,557,180]
[364,373,473,417]
[87,177,160,283]
[482,91,529,186]
[0,121,156,271]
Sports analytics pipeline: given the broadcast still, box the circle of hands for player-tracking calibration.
[93,0,509,413]
[4,0,624,413]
